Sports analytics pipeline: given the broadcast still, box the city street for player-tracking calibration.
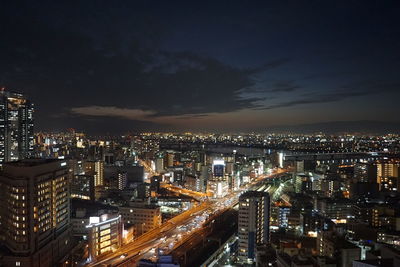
[85,169,287,266]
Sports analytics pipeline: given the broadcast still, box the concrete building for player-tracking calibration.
[119,200,161,235]
[70,174,95,201]
[117,171,128,190]
[86,214,123,261]
[0,159,72,267]
[199,165,208,193]
[166,153,174,168]
[377,161,400,191]
[354,162,377,183]
[212,159,225,181]
[315,198,353,220]
[278,206,291,228]
[317,231,360,267]
[238,191,270,264]
[184,175,202,192]
[84,160,104,186]
[155,157,164,173]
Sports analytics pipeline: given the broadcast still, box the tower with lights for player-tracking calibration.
[0,89,34,164]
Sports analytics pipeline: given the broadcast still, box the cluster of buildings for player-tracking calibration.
[242,152,400,267]
[0,90,400,267]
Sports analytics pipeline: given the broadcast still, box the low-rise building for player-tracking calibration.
[86,214,123,261]
[119,200,162,235]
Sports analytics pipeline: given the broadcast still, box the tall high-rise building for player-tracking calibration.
[0,159,72,267]
[166,153,174,168]
[117,171,128,190]
[238,191,270,264]
[0,90,34,164]
[377,161,400,191]
[199,165,209,193]
[84,160,104,186]
[377,162,399,180]
[155,157,164,173]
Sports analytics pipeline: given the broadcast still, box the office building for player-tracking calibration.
[238,191,270,264]
[207,180,229,198]
[0,159,71,267]
[278,206,291,228]
[315,198,353,220]
[117,171,128,190]
[71,174,95,201]
[377,162,400,181]
[135,183,151,199]
[354,162,377,183]
[0,90,34,163]
[199,165,208,193]
[271,152,284,168]
[166,153,174,168]
[350,182,379,199]
[86,214,123,261]
[317,231,360,267]
[119,200,161,235]
[150,175,161,194]
[185,175,201,192]
[377,162,400,191]
[70,199,119,239]
[155,157,164,173]
[84,160,104,186]
[69,159,84,175]
[212,159,225,180]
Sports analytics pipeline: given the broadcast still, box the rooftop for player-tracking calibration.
[240,190,270,199]
[3,158,61,167]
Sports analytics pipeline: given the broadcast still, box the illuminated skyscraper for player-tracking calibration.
[84,160,104,186]
[0,159,71,266]
[0,90,34,163]
[238,191,270,264]
[377,161,400,191]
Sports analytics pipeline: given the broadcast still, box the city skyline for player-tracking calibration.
[2,2,400,266]
[1,1,400,134]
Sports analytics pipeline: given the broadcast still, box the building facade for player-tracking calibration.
[0,90,34,164]
[0,159,71,267]
[238,191,270,264]
[119,201,161,235]
[86,214,123,261]
[84,160,104,186]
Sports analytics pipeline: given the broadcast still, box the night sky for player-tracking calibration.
[1,1,400,133]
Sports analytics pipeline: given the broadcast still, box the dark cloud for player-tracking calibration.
[261,81,400,110]
[1,1,399,133]
[0,4,288,131]
[245,80,301,94]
